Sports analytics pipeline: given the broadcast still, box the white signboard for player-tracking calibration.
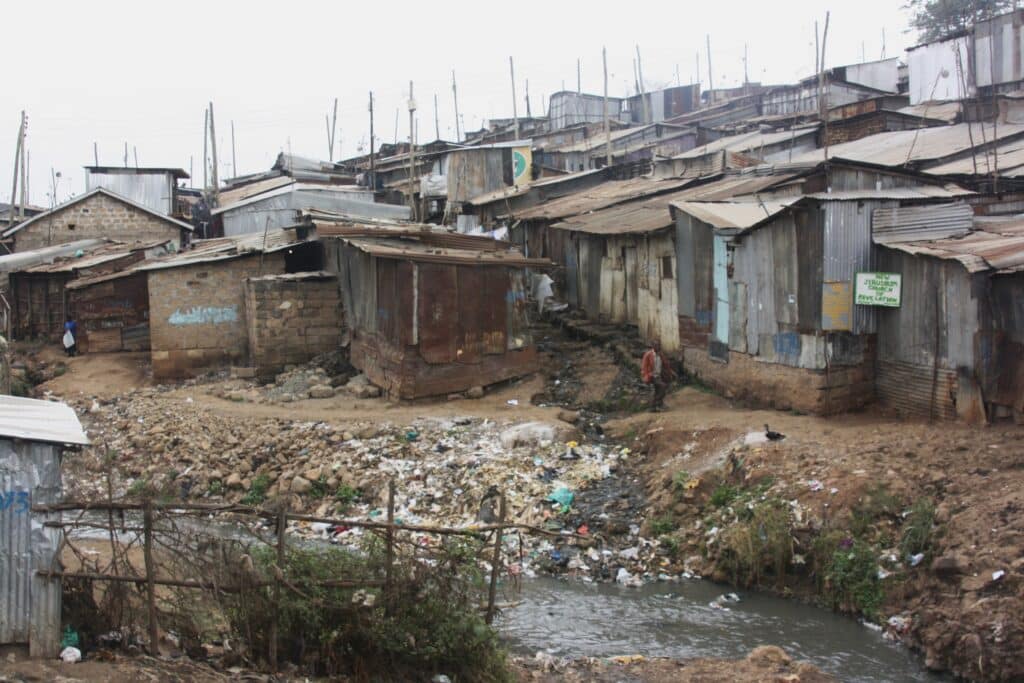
[854,272,901,307]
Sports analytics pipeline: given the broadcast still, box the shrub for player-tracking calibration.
[717,500,793,587]
[710,483,739,508]
[849,485,901,538]
[241,474,271,506]
[649,515,676,536]
[815,535,884,619]
[334,484,361,508]
[308,476,330,500]
[207,479,224,496]
[900,498,936,559]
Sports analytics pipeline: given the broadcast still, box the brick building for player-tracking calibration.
[142,230,322,379]
[1,188,192,253]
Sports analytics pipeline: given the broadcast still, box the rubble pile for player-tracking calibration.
[68,392,678,584]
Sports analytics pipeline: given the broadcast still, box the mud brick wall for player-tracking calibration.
[149,253,285,379]
[681,339,876,415]
[244,273,344,379]
[14,191,184,252]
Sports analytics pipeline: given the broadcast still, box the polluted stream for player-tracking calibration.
[498,577,942,682]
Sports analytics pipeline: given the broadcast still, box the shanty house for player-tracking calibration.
[1,188,193,253]
[673,163,973,415]
[66,269,152,353]
[0,396,89,657]
[316,221,549,399]
[141,230,323,379]
[84,166,190,218]
[871,205,1024,422]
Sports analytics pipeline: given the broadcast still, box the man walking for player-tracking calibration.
[63,316,78,357]
[641,339,673,412]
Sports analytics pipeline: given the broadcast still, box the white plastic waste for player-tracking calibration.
[59,646,82,663]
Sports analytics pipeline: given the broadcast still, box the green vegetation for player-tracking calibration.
[649,515,676,536]
[906,0,1012,43]
[900,498,936,559]
[710,483,739,508]
[241,474,271,506]
[309,475,330,500]
[814,534,885,620]
[127,477,152,498]
[221,541,510,680]
[207,479,224,496]
[718,499,793,587]
[849,485,901,538]
[334,483,361,508]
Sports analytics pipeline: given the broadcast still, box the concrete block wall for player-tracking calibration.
[682,339,876,415]
[149,253,285,378]
[244,274,344,379]
[14,191,185,252]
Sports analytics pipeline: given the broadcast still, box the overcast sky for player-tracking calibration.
[0,0,919,207]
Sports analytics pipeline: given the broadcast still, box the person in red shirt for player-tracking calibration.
[641,340,673,412]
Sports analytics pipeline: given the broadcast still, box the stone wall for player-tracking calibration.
[14,191,185,252]
[149,253,285,379]
[681,339,876,415]
[244,272,344,379]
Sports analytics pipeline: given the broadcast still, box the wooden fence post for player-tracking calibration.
[269,504,287,671]
[485,493,507,625]
[384,479,395,616]
[142,500,158,655]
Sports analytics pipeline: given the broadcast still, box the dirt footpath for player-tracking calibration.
[612,386,1024,682]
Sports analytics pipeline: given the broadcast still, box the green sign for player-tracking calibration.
[854,272,901,307]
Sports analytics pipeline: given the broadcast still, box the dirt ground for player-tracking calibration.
[22,340,1024,681]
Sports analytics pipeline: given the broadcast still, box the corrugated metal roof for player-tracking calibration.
[341,237,550,267]
[975,214,1024,235]
[0,239,108,275]
[672,126,819,160]
[1,187,194,238]
[789,122,1024,167]
[880,230,1024,272]
[214,176,296,209]
[212,182,375,215]
[314,219,511,251]
[0,396,89,445]
[84,166,189,178]
[924,137,1024,177]
[896,101,962,123]
[20,240,167,274]
[671,198,799,231]
[512,177,693,221]
[546,123,685,154]
[552,171,802,235]
[873,203,975,243]
[138,229,307,271]
[804,185,973,200]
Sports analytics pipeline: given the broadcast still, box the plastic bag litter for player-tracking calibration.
[546,486,574,512]
[59,646,82,663]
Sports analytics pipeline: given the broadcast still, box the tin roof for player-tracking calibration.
[552,171,802,235]
[341,236,551,267]
[924,137,1024,177]
[84,166,189,179]
[138,229,308,271]
[803,185,973,201]
[671,198,800,232]
[512,176,693,221]
[879,230,1024,273]
[873,203,975,243]
[1,187,194,238]
[18,240,168,274]
[0,395,89,446]
[466,168,605,207]
[672,126,820,160]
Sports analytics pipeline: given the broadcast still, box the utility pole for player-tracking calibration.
[452,70,462,142]
[819,11,832,160]
[636,45,649,124]
[202,108,209,192]
[231,120,238,178]
[577,58,582,93]
[330,97,338,161]
[208,101,219,196]
[368,91,376,191]
[393,108,399,146]
[743,43,749,85]
[93,141,98,166]
[815,21,820,76]
[8,111,24,228]
[19,115,27,218]
[696,51,701,88]
[408,81,417,218]
[881,28,887,59]
[525,79,532,118]
[434,93,440,140]
[706,35,714,94]
[510,56,520,140]
[133,146,139,167]
[603,47,611,167]
[123,142,128,168]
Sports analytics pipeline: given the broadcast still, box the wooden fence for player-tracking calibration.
[34,481,568,669]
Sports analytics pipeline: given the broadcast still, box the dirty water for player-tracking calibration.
[499,577,944,682]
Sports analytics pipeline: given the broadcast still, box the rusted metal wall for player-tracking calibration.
[0,438,62,657]
[68,272,150,352]
[675,212,714,347]
[10,273,70,341]
[977,272,1024,416]
[446,149,509,204]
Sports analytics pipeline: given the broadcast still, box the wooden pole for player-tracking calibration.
[408,82,416,219]
[577,58,581,93]
[815,21,820,77]
[8,112,24,228]
[19,120,27,218]
[393,108,399,146]
[525,79,531,118]
[133,146,139,167]
[202,109,208,192]
[231,120,237,178]
[452,70,461,142]
[819,12,831,159]
[330,97,338,161]
[143,501,159,655]
[368,91,376,190]
[385,480,395,616]
[269,505,287,671]
[485,493,507,625]
[744,43,749,85]
[434,93,440,140]
[706,35,714,93]
[123,142,128,168]
[603,47,611,167]
[509,56,520,140]
[636,45,650,125]
[208,102,219,197]
[93,142,98,166]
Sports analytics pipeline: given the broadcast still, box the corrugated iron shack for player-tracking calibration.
[0,395,89,658]
[872,206,1024,422]
[9,240,171,342]
[84,166,190,218]
[66,269,152,353]
[316,220,550,399]
[672,162,974,415]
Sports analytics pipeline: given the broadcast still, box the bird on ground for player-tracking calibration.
[765,424,785,441]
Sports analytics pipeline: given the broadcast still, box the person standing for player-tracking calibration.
[63,316,78,357]
[641,339,673,412]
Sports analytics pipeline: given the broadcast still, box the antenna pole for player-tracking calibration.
[510,56,520,139]
[603,46,611,167]
[452,70,462,142]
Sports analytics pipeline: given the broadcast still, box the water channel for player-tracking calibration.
[499,577,942,682]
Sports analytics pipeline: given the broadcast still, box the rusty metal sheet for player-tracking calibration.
[456,267,485,364]
[396,261,416,347]
[418,263,459,363]
[822,281,853,331]
[376,259,400,345]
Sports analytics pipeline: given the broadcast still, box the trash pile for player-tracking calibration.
[69,392,677,584]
